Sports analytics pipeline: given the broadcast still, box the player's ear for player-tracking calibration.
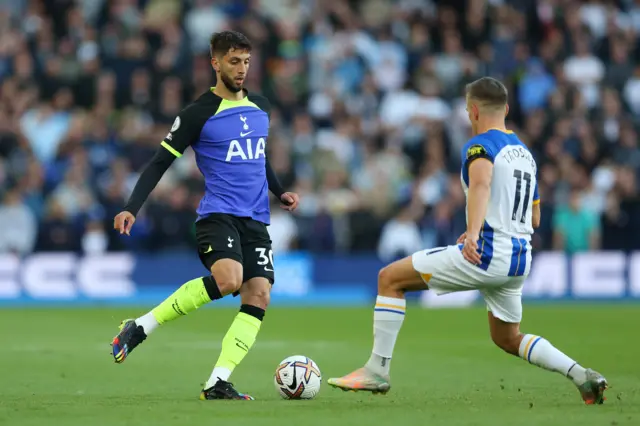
[211,57,220,73]
[472,103,480,120]
[504,104,509,117]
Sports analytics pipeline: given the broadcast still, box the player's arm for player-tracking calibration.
[250,95,284,199]
[265,154,299,211]
[252,93,300,211]
[460,141,494,265]
[532,203,541,229]
[265,158,285,199]
[532,182,540,229]
[115,112,200,235]
[466,158,493,239]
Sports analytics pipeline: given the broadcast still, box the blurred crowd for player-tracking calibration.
[1,0,640,260]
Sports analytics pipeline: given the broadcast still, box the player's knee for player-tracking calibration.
[240,280,271,310]
[377,256,426,296]
[211,259,243,296]
[378,265,406,296]
[377,266,393,292]
[216,276,243,295]
[244,289,270,310]
[211,271,242,295]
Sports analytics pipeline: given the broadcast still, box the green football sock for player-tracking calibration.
[204,306,264,388]
[151,276,220,325]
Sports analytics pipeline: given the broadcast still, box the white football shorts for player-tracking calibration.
[411,245,526,323]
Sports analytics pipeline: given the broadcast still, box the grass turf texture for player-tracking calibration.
[1,305,637,426]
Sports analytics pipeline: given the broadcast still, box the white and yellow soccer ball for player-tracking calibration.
[274,355,322,400]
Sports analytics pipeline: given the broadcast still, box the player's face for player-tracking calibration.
[213,49,251,93]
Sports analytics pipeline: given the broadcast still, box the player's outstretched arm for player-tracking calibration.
[115,112,202,235]
[265,157,299,211]
[114,147,178,235]
[251,94,299,212]
[462,158,493,265]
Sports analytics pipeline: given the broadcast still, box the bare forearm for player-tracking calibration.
[466,183,491,236]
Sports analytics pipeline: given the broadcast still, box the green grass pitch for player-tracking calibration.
[1,305,638,426]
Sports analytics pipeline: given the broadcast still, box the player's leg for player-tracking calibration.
[328,253,429,393]
[484,287,608,404]
[366,255,429,374]
[111,215,243,363]
[201,277,270,400]
[200,219,274,400]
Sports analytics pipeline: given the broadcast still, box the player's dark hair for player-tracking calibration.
[209,31,252,58]
[465,77,508,110]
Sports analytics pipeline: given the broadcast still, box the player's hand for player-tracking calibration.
[114,211,136,236]
[462,234,482,265]
[456,232,467,244]
[280,192,300,212]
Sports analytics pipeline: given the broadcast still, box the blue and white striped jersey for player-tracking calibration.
[460,129,540,277]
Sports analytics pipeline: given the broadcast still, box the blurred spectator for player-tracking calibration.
[552,188,601,254]
[269,199,299,253]
[623,65,640,115]
[36,200,80,252]
[0,0,638,258]
[0,187,37,255]
[82,215,108,254]
[518,59,556,114]
[377,199,424,262]
[602,166,640,251]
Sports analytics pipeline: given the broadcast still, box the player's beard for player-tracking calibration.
[220,72,242,93]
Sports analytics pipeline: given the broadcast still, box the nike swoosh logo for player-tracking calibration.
[204,246,213,253]
[287,363,298,390]
[172,300,185,316]
[240,130,254,137]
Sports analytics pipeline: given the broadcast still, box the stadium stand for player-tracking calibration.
[0,0,639,258]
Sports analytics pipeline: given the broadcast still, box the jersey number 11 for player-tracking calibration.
[511,169,531,224]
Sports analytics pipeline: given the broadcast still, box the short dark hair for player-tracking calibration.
[465,77,508,109]
[210,31,252,58]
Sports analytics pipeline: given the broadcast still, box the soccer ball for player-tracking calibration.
[273,355,322,400]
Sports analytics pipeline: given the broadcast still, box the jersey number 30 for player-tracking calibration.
[511,169,531,224]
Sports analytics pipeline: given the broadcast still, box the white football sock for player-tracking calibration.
[365,296,406,377]
[204,367,231,389]
[136,312,160,335]
[519,334,587,386]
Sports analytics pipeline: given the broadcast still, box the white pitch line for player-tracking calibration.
[7,340,350,353]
